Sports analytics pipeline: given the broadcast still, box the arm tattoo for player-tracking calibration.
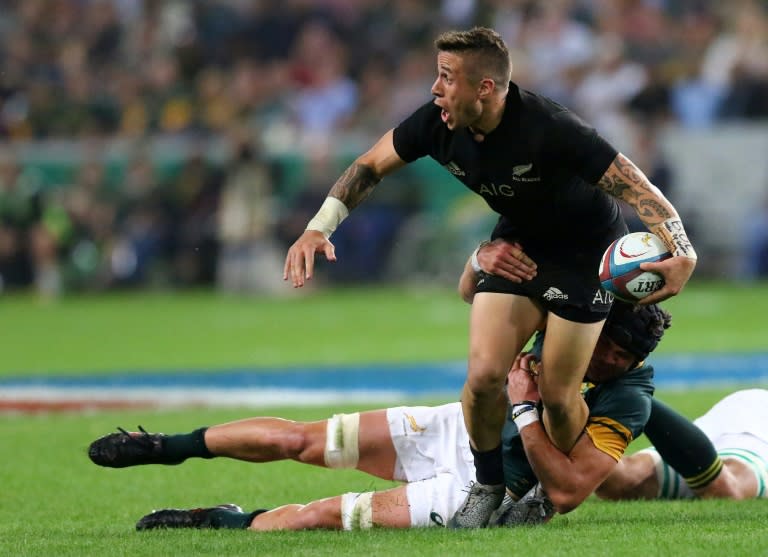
[328,163,382,211]
[597,153,673,226]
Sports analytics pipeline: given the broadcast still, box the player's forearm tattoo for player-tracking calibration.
[328,163,381,210]
[597,153,673,225]
[656,217,696,258]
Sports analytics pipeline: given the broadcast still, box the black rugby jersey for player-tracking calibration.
[392,83,624,250]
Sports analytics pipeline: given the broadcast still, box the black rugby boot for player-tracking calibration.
[136,504,245,530]
[88,426,184,468]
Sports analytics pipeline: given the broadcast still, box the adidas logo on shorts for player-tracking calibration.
[444,161,466,176]
[542,287,569,301]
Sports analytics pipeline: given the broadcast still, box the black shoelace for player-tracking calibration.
[116,425,155,450]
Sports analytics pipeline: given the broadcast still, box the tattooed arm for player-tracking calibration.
[328,129,406,209]
[597,153,674,228]
[597,153,697,304]
[284,130,407,287]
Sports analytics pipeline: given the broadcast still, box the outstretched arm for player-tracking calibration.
[597,153,696,305]
[283,130,407,287]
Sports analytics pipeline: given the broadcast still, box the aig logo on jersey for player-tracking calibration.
[478,182,515,197]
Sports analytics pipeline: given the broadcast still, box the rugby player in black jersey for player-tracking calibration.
[284,27,697,528]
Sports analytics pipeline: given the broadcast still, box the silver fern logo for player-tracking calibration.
[512,163,533,176]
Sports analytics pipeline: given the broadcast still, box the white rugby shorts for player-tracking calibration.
[693,389,768,447]
[386,402,475,527]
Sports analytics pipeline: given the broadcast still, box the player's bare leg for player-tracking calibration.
[136,486,413,531]
[701,459,759,499]
[204,410,397,478]
[249,486,412,531]
[598,453,760,501]
[90,410,398,480]
[204,417,328,464]
[449,293,544,528]
[595,453,660,500]
[538,314,603,452]
[463,294,544,449]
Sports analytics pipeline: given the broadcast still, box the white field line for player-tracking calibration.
[0,386,431,409]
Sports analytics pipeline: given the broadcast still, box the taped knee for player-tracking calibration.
[324,413,360,469]
[340,492,373,530]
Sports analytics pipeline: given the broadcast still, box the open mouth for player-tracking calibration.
[440,109,449,123]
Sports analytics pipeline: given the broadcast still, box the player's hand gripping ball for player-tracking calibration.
[599,232,671,302]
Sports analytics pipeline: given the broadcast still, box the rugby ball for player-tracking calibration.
[599,232,671,302]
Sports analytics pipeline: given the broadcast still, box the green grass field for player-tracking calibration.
[2,280,768,376]
[2,282,768,556]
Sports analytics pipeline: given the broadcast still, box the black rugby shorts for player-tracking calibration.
[474,256,614,323]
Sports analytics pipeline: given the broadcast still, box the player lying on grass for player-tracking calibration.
[88,297,669,531]
[486,386,768,526]
[88,387,768,532]
[597,388,768,501]
[468,244,766,517]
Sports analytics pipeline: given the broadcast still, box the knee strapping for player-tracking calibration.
[340,492,373,530]
[324,413,360,469]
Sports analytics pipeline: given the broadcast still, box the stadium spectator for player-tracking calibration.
[166,150,224,286]
[0,0,761,144]
[216,135,284,294]
[572,34,648,149]
[110,152,172,287]
[287,21,359,141]
[701,2,768,121]
[741,194,768,279]
[0,1,766,292]
[512,0,596,105]
[0,154,41,290]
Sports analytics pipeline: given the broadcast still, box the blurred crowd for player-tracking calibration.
[1,0,768,296]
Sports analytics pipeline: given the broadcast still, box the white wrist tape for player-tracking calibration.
[306,197,349,238]
[470,248,483,273]
[470,241,490,273]
[511,404,540,431]
[656,217,697,260]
